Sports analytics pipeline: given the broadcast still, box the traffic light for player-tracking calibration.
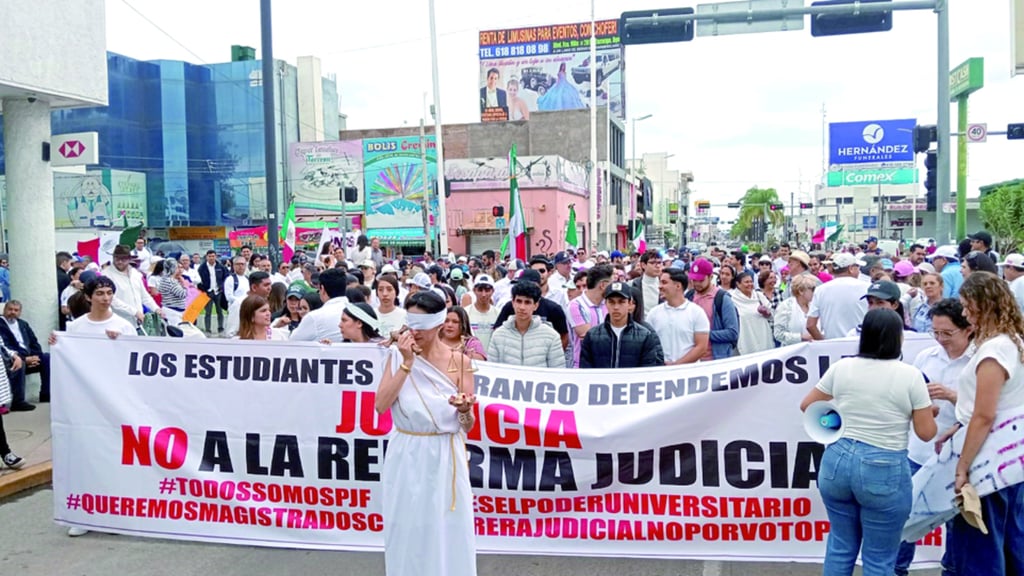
[799,202,813,209]
[727,202,742,209]
[1009,123,1024,140]
[913,124,937,153]
[620,8,695,45]
[339,186,358,204]
[810,0,893,37]
[769,203,784,211]
[697,200,711,211]
[492,205,504,218]
[924,150,937,211]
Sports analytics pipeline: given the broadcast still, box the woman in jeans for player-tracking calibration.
[943,271,1024,575]
[801,309,937,576]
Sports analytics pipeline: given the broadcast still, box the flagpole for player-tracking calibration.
[587,0,598,253]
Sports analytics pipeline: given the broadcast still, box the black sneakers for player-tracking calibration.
[2,453,24,469]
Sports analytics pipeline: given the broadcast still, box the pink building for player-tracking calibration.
[443,155,589,257]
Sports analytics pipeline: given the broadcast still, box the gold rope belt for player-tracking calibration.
[394,427,460,511]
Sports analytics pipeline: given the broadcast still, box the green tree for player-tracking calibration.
[980,182,1024,253]
[730,186,785,240]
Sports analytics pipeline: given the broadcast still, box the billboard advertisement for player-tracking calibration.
[1,169,147,229]
[444,155,588,193]
[478,19,624,122]
[827,168,918,187]
[288,140,365,211]
[362,136,438,230]
[828,119,916,167]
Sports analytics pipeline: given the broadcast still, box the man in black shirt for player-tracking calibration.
[492,269,569,350]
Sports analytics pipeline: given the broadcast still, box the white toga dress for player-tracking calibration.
[382,346,476,576]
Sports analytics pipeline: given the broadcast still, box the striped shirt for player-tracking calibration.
[568,293,606,368]
[157,276,188,310]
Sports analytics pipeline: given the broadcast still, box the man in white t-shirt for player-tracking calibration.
[62,277,137,339]
[630,249,663,322]
[465,275,499,351]
[807,252,868,340]
[998,254,1024,311]
[647,267,709,365]
[223,257,250,307]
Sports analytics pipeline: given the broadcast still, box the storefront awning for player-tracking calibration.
[366,227,430,247]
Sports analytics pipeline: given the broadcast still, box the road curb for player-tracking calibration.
[0,462,52,500]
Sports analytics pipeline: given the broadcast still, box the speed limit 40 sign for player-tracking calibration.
[967,123,987,143]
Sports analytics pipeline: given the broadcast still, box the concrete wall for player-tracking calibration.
[0,0,107,110]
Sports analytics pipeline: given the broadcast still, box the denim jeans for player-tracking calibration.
[946,482,1024,576]
[817,437,912,576]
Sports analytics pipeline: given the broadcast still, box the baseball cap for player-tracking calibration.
[862,280,901,302]
[457,255,468,263]
[380,263,397,274]
[998,254,1024,269]
[597,250,610,258]
[553,251,572,265]
[474,274,495,287]
[529,255,552,268]
[831,253,866,269]
[286,286,306,299]
[359,259,376,269]
[610,250,624,259]
[968,231,993,246]
[930,245,960,260]
[603,281,633,301]
[759,255,773,263]
[879,258,895,271]
[915,262,936,274]
[688,258,714,281]
[405,272,432,289]
[449,268,464,281]
[866,236,879,244]
[893,260,916,278]
[516,269,542,284]
[788,251,810,267]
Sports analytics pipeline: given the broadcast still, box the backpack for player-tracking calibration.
[684,289,740,357]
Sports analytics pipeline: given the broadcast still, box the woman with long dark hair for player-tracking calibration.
[339,302,382,343]
[439,306,487,361]
[375,291,476,576]
[801,308,936,576]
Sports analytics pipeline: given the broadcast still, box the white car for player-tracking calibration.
[571,53,620,86]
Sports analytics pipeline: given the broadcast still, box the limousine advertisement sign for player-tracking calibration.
[478,19,625,123]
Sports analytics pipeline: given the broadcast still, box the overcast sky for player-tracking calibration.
[106,0,1022,207]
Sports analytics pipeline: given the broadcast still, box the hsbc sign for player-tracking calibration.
[51,132,99,167]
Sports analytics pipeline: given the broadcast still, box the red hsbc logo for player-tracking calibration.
[59,140,84,159]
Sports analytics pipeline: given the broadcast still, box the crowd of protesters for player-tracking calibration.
[0,226,1020,575]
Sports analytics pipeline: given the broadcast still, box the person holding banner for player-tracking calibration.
[942,272,1024,575]
[800,308,936,576]
[375,291,477,576]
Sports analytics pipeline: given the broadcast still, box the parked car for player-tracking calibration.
[520,67,554,92]
[571,53,620,86]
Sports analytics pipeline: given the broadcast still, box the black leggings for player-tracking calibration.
[0,412,9,456]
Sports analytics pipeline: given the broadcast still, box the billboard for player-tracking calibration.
[828,119,916,167]
[827,168,918,187]
[288,140,365,211]
[1,169,147,229]
[478,19,624,122]
[362,137,438,230]
[444,155,588,193]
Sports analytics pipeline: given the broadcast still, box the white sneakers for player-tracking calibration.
[67,527,89,537]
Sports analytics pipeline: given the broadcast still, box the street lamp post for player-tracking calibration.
[631,114,653,177]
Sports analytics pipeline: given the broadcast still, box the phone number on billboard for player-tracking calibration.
[480,42,552,60]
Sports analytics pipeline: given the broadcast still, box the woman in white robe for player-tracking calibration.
[375,291,477,576]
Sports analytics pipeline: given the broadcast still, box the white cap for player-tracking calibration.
[998,254,1024,269]
[915,262,936,274]
[831,253,865,269]
[931,245,959,260]
[474,274,495,287]
[380,264,397,274]
[359,259,376,269]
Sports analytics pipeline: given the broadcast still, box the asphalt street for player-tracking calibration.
[0,488,942,576]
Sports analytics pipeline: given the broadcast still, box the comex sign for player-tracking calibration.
[829,119,916,166]
[827,168,918,188]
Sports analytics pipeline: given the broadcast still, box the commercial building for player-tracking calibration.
[0,48,340,243]
[340,108,646,255]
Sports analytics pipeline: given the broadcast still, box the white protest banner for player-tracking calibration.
[51,333,945,565]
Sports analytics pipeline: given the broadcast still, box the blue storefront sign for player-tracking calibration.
[863,215,878,230]
[829,119,916,166]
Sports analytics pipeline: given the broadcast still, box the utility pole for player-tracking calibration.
[260,0,280,264]
[934,0,951,244]
[428,0,448,255]
[588,0,598,253]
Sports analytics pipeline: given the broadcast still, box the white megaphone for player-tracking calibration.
[803,401,845,445]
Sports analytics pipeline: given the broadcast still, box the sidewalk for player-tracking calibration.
[0,403,53,499]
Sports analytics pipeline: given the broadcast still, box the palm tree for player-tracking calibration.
[730,186,786,241]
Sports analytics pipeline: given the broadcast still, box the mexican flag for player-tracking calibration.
[506,144,527,261]
[282,202,297,262]
[632,219,647,253]
[812,221,843,244]
[565,204,578,250]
